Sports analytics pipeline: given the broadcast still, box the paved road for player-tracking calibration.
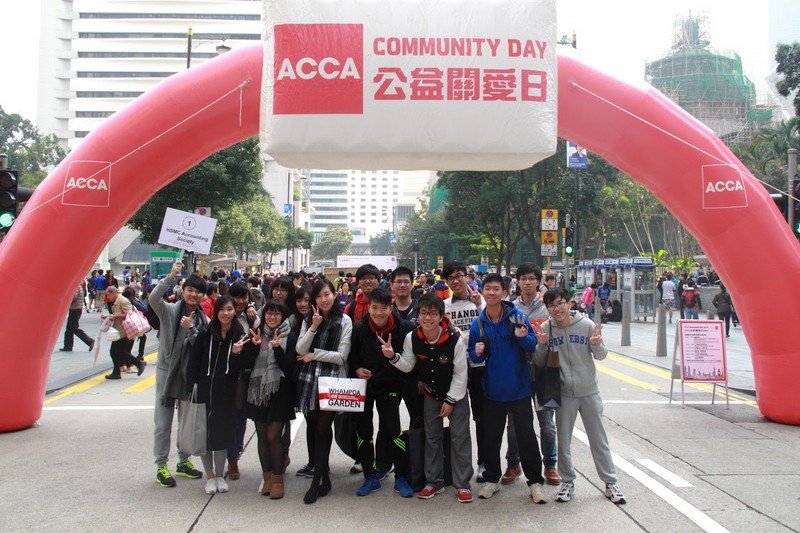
[5,316,797,532]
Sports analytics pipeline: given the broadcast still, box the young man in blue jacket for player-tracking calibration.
[467,273,547,504]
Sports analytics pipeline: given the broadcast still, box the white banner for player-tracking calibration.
[337,255,397,271]
[261,0,557,171]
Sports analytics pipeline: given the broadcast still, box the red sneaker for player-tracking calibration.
[456,489,473,503]
[417,485,445,499]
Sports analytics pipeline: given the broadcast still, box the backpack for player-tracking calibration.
[144,302,161,330]
[683,290,698,308]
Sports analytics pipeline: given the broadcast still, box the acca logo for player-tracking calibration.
[62,161,112,207]
[701,164,748,209]
[273,24,363,115]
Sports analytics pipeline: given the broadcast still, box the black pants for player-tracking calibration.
[718,311,731,336]
[468,367,486,466]
[483,397,544,485]
[64,308,93,350]
[109,337,138,376]
[355,391,407,478]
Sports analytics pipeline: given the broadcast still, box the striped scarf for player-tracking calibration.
[296,316,344,415]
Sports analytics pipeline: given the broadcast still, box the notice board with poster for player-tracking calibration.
[669,320,729,407]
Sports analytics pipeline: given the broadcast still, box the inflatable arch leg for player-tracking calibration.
[0,44,798,432]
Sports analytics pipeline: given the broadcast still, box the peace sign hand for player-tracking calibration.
[249,328,262,347]
[310,305,323,331]
[232,334,250,354]
[590,323,603,345]
[468,285,482,306]
[535,328,549,346]
[270,329,284,348]
[378,333,395,359]
[513,315,528,337]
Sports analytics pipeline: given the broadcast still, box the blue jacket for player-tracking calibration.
[467,300,537,402]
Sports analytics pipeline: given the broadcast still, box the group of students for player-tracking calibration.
[146,259,626,506]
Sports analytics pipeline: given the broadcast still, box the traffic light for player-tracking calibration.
[564,227,575,256]
[0,169,19,232]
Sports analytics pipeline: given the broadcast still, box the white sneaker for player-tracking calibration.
[555,481,574,502]
[478,482,500,499]
[604,483,625,504]
[529,483,548,504]
[216,477,229,493]
[205,478,217,495]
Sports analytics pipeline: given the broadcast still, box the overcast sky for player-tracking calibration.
[0,1,792,127]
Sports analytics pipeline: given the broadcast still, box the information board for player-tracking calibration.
[679,320,727,382]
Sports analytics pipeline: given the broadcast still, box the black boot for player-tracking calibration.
[303,476,321,504]
[318,472,331,497]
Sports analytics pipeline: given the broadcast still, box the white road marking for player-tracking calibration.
[574,428,729,533]
[603,400,746,405]
[635,458,694,487]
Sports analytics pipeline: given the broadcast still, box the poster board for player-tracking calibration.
[669,319,729,406]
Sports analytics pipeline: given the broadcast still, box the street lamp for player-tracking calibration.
[186,27,231,69]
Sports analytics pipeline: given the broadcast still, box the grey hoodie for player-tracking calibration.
[533,311,607,398]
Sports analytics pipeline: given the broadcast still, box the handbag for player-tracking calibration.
[534,350,562,410]
[106,329,121,342]
[121,309,151,339]
[318,376,367,413]
[178,385,207,456]
[333,412,358,460]
[402,420,452,492]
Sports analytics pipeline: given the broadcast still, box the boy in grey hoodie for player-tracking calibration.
[533,287,626,505]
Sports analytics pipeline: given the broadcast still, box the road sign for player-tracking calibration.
[389,232,396,244]
[541,230,558,245]
[541,208,558,230]
[541,244,558,257]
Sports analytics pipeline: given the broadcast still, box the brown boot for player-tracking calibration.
[261,472,272,496]
[270,474,284,499]
[227,459,240,480]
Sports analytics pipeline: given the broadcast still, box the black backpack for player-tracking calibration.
[144,303,160,330]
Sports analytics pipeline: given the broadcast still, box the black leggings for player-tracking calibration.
[255,421,286,475]
[306,409,336,476]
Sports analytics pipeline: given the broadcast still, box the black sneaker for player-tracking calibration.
[296,463,315,478]
[176,460,203,479]
[375,464,394,481]
[157,466,177,488]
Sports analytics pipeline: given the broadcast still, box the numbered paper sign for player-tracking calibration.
[679,320,727,382]
[261,0,557,171]
[158,207,218,255]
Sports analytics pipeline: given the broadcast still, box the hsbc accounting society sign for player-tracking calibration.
[262,0,557,171]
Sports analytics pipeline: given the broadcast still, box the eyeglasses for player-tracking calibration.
[418,311,441,318]
[265,310,283,316]
[447,273,466,283]
[546,300,568,310]
[272,287,288,293]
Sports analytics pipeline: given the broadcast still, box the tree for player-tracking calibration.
[312,226,352,261]
[284,219,313,251]
[776,42,800,117]
[127,137,264,243]
[0,106,66,187]
[369,229,393,256]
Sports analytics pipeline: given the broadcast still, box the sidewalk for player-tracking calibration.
[601,316,755,394]
[47,308,160,392]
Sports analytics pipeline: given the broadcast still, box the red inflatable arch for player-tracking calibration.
[0,44,798,431]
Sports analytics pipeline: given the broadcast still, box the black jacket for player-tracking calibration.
[349,311,414,395]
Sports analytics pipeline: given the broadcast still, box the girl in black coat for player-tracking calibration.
[187,295,250,495]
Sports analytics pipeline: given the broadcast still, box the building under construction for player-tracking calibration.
[645,14,774,146]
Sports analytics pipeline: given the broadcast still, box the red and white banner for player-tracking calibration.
[261,0,557,170]
[318,377,367,412]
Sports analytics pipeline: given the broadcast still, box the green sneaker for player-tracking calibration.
[176,460,202,479]
[157,466,177,488]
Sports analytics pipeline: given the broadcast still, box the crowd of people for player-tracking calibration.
[74,259,629,506]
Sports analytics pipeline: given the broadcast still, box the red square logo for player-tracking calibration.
[702,164,748,209]
[273,24,363,115]
[62,161,112,208]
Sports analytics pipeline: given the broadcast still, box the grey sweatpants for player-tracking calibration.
[423,396,474,490]
[555,393,617,485]
[154,366,190,467]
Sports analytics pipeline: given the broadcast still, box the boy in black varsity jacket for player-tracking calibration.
[387,293,474,503]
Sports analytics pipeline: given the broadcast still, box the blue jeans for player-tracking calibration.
[506,408,557,468]
[684,307,699,320]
